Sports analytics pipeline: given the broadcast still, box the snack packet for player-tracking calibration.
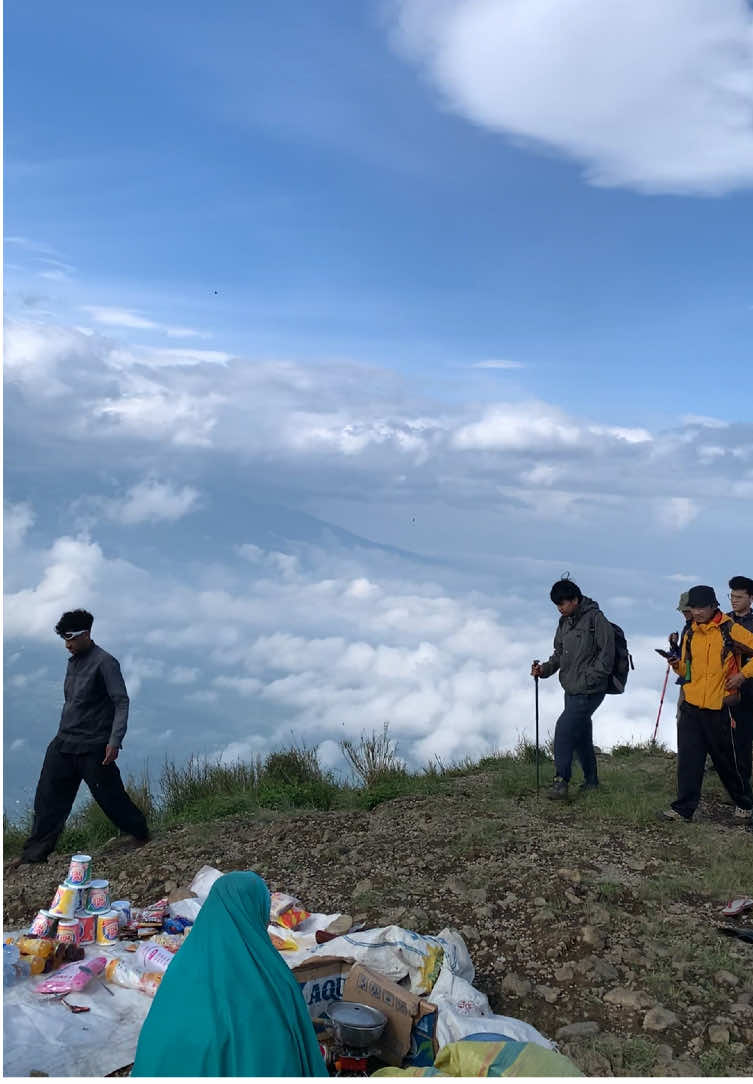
[268,929,298,952]
[34,956,106,995]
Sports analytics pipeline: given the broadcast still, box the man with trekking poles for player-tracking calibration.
[531,578,627,801]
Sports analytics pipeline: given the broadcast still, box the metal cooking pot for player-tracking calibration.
[326,1001,388,1048]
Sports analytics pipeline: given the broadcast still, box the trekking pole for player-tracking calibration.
[652,662,670,744]
[533,660,540,799]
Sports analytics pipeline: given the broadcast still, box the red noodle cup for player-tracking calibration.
[49,884,79,919]
[84,880,111,914]
[56,919,81,945]
[96,910,120,945]
[30,910,57,937]
[75,910,96,944]
[65,854,92,886]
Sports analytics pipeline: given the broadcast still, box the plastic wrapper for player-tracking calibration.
[274,905,310,930]
[34,956,106,995]
[268,929,298,952]
[105,959,162,998]
[133,898,168,927]
[147,933,186,952]
[269,891,310,929]
[269,891,299,919]
[16,937,55,959]
[134,943,174,973]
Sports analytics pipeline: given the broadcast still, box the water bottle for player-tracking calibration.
[3,943,31,986]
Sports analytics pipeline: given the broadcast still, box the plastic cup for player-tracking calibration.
[65,854,92,886]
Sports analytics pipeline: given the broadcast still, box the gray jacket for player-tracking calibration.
[538,597,615,695]
[56,643,129,752]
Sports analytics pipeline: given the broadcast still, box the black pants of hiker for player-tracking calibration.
[672,701,753,819]
[553,691,605,784]
[731,700,753,792]
[21,739,148,862]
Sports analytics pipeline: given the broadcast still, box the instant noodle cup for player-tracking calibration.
[49,884,79,919]
[75,910,96,945]
[65,854,92,886]
[84,880,111,914]
[30,910,57,938]
[55,919,80,946]
[96,910,120,945]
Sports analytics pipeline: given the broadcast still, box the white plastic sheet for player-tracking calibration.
[2,935,153,1077]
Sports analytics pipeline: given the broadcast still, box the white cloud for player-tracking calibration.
[682,414,730,429]
[667,572,699,583]
[389,0,753,195]
[168,666,199,685]
[103,479,200,525]
[4,502,35,550]
[453,402,581,451]
[81,306,209,339]
[9,667,48,688]
[9,739,27,753]
[471,360,525,370]
[655,497,700,531]
[121,655,165,697]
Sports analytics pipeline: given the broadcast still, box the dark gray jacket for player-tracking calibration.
[538,597,615,695]
[727,610,753,706]
[56,643,129,752]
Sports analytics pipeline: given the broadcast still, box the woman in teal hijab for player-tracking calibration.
[132,871,328,1077]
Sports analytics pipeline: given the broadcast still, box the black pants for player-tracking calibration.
[672,701,753,819]
[732,700,753,793]
[21,740,148,862]
[553,691,605,784]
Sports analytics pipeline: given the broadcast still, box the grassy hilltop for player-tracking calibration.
[4,731,753,1077]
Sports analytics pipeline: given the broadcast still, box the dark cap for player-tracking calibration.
[687,585,717,608]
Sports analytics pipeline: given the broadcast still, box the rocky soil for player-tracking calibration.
[5,770,753,1077]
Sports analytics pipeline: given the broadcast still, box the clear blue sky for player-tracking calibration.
[4,1,753,809]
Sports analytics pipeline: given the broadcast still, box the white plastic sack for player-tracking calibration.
[167,864,224,920]
[433,927,475,983]
[430,962,553,1050]
[188,864,223,902]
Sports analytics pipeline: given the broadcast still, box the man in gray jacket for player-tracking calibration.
[13,608,149,865]
[531,579,615,800]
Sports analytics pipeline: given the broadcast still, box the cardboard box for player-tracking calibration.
[343,963,438,1068]
[293,956,354,1019]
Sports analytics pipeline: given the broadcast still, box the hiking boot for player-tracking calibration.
[546,778,569,801]
[656,808,692,823]
[733,807,753,820]
[101,833,151,854]
[4,855,47,872]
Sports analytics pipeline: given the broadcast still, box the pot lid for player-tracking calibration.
[327,1002,387,1029]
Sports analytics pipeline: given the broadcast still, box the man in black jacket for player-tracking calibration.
[727,576,753,824]
[531,579,615,800]
[13,609,149,866]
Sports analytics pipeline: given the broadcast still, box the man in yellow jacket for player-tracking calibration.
[659,584,753,823]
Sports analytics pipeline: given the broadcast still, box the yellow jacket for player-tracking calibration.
[670,613,753,710]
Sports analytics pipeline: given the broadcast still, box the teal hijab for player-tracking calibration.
[132,871,327,1077]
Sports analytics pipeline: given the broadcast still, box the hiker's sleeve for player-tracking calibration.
[102,656,129,748]
[538,628,562,678]
[731,624,753,678]
[588,613,615,684]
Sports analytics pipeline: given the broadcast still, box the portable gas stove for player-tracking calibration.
[329,1042,380,1077]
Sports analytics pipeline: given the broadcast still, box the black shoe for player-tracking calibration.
[546,777,569,801]
[656,808,692,823]
[579,781,599,793]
